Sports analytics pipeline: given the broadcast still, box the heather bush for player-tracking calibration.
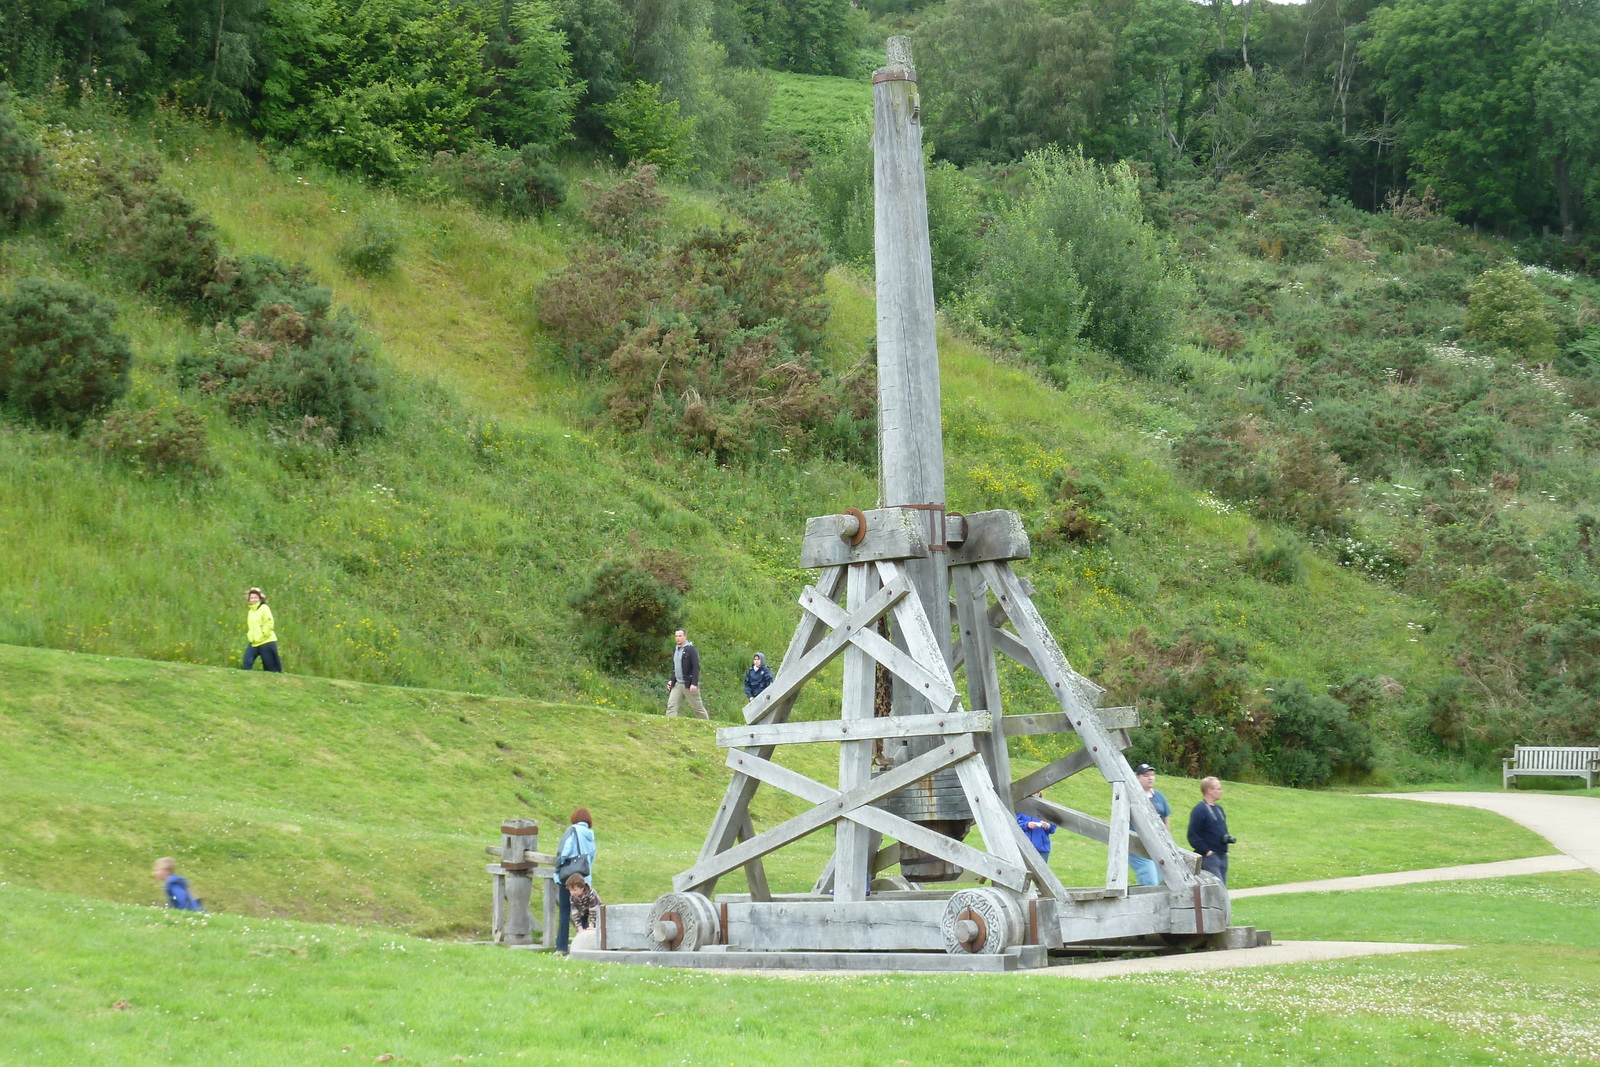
[538,183,870,462]
[0,278,132,430]
[203,255,322,325]
[1243,531,1307,584]
[1178,417,1354,533]
[71,154,220,310]
[177,294,383,440]
[94,401,210,473]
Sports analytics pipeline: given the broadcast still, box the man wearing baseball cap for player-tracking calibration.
[1128,763,1171,886]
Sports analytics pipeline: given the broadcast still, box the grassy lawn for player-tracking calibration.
[3,875,1598,1066]
[0,644,1554,935]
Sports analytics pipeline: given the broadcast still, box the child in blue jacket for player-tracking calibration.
[151,857,205,912]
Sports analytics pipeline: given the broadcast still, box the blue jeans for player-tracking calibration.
[243,641,282,672]
[1129,853,1161,886]
[557,881,572,953]
[1201,852,1229,884]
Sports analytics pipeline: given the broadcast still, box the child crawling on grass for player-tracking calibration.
[151,857,205,912]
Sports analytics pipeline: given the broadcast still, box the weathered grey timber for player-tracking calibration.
[537,37,1239,971]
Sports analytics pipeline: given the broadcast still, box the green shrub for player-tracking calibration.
[1258,679,1375,787]
[177,296,383,441]
[1098,626,1262,779]
[569,558,685,672]
[0,83,62,228]
[1034,468,1113,545]
[1463,263,1558,361]
[425,145,567,218]
[956,147,1184,373]
[1244,531,1307,584]
[0,278,132,430]
[337,214,402,277]
[72,154,220,310]
[94,402,210,473]
[602,82,698,174]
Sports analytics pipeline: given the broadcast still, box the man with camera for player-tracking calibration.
[1186,776,1235,884]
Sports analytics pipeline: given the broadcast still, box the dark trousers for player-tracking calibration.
[557,881,573,953]
[1202,852,1229,884]
[243,641,283,672]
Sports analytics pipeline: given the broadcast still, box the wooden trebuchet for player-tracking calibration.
[553,37,1240,971]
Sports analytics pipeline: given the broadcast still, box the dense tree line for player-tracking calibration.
[1,0,1594,241]
[912,0,1600,248]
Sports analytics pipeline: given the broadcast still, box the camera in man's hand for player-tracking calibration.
[1222,834,1238,845]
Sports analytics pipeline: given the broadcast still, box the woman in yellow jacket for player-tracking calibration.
[243,587,283,672]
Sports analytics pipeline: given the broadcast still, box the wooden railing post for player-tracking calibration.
[499,818,538,946]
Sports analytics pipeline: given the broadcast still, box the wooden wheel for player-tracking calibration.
[941,888,1022,955]
[645,892,719,952]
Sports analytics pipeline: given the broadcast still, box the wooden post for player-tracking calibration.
[874,35,949,680]
[835,563,879,901]
[1105,783,1129,895]
[500,818,538,946]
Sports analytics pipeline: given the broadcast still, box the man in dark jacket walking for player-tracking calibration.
[667,628,708,719]
[1186,776,1232,884]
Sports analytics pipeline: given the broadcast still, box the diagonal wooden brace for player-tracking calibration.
[801,582,961,713]
[673,735,1026,892]
[740,575,911,724]
[730,743,1030,891]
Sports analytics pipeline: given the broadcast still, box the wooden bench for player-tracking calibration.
[1503,745,1600,789]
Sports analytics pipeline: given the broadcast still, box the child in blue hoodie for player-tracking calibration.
[151,857,205,912]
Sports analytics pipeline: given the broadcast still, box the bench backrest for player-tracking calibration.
[1513,745,1600,771]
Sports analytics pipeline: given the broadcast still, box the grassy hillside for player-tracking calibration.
[0,643,1553,938]
[0,112,1475,787]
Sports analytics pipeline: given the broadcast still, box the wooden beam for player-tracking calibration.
[719,741,1029,890]
[952,755,1027,870]
[947,509,1031,566]
[1002,708,1139,736]
[722,899,949,952]
[717,710,992,748]
[835,563,878,903]
[951,563,1011,797]
[740,576,909,724]
[800,508,929,569]
[1009,737,1128,803]
[675,735,991,893]
[1105,782,1129,895]
[799,577,961,714]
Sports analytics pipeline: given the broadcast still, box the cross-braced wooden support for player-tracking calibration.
[590,508,1231,963]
